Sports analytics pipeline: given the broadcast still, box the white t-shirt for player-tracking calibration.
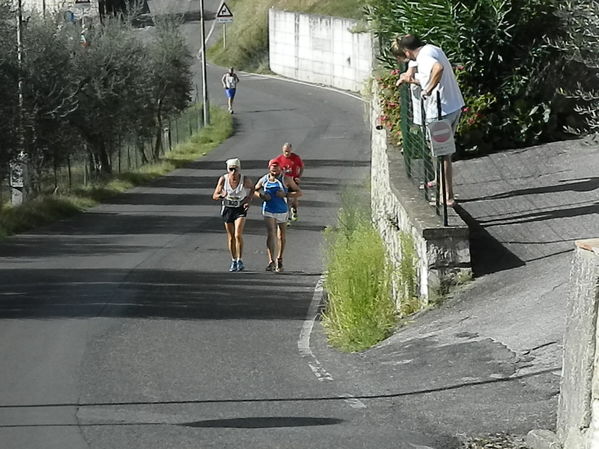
[416,44,464,120]
[223,73,238,89]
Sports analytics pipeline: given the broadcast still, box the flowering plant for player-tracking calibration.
[376,69,402,145]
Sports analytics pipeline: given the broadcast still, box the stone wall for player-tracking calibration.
[268,9,373,92]
[370,87,471,301]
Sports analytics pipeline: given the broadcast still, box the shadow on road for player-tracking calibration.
[454,204,525,277]
[0,268,315,321]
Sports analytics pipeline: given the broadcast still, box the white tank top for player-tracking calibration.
[223,174,249,208]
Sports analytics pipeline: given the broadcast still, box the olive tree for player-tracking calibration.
[70,17,150,175]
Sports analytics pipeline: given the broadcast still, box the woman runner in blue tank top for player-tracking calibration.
[254,159,302,272]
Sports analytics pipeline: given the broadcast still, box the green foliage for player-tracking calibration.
[376,69,402,145]
[208,0,365,71]
[367,0,594,153]
[397,232,418,311]
[0,1,20,169]
[0,8,193,192]
[322,192,397,352]
[553,0,599,133]
[0,106,232,239]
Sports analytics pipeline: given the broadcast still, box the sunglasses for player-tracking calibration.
[228,167,238,171]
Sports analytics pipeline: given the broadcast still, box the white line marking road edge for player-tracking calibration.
[298,276,333,382]
[298,275,367,409]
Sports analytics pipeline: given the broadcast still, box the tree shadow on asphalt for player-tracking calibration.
[0,268,317,320]
[458,176,599,203]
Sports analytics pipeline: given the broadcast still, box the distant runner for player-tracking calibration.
[254,159,302,272]
[212,158,254,272]
[221,67,240,114]
[271,142,304,223]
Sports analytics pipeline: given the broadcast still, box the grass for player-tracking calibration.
[0,107,233,239]
[208,0,365,72]
[396,232,421,316]
[322,189,397,352]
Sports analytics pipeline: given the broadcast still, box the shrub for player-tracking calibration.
[366,0,591,153]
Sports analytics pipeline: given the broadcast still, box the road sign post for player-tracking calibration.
[216,1,233,50]
[199,0,210,126]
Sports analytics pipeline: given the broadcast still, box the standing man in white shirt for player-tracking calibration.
[221,67,240,114]
[392,35,465,206]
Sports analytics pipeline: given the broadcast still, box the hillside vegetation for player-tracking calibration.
[208,0,364,72]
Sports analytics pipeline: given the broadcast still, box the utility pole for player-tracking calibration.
[10,0,27,206]
[199,0,210,126]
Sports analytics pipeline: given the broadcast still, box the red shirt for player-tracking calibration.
[272,153,304,178]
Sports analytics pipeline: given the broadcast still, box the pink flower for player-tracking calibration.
[391,69,400,75]
[462,107,470,113]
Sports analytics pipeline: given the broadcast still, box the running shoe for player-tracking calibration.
[265,261,276,271]
[275,258,283,273]
[290,208,298,222]
[237,260,245,271]
[229,260,238,272]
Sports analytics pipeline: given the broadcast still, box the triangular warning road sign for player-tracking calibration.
[216,2,233,18]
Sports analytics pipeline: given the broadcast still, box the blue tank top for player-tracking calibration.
[261,175,288,214]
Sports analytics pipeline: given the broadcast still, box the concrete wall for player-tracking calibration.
[370,86,471,301]
[269,8,373,92]
[21,0,99,18]
[528,239,599,449]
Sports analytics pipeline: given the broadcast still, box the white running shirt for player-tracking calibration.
[223,174,249,208]
[223,73,238,89]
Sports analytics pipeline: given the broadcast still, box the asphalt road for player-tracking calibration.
[0,11,454,449]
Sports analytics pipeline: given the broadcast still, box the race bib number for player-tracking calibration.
[224,197,242,208]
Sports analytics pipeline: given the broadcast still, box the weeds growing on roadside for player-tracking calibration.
[322,190,397,352]
[0,107,232,239]
[396,232,421,316]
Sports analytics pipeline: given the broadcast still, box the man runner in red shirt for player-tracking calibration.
[272,142,304,222]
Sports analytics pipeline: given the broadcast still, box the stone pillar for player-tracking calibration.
[529,239,599,449]
[558,239,599,449]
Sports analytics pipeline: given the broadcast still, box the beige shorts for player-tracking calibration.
[263,211,288,224]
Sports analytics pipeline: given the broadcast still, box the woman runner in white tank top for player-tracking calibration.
[212,158,254,272]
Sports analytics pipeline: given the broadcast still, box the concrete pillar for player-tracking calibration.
[529,239,599,449]
[558,239,599,449]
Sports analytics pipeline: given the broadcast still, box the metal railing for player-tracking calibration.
[399,84,450,225]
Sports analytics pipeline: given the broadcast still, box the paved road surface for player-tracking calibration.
[0,12,455,449]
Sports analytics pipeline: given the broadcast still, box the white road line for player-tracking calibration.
[196,20,218,59]
[298,276,368,409]
[298,276,333,382]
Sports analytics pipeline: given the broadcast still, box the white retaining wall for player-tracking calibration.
[269,8,373,92]
[21,0,99,18]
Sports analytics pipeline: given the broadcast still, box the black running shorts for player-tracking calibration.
[221,205,247,223]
